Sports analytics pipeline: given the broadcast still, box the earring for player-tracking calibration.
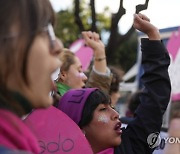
[82,130,86,136]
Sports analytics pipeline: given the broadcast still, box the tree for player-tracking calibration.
[55,0,149,71]
[55,0,110,48]
[55,10,80,48]
[74,0,149,66]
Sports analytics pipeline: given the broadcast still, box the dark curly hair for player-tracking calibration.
[109,66,124,95]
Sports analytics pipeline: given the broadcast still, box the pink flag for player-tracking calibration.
[167,27,180,101]
[24,106,93,154]
[70,39,93,71]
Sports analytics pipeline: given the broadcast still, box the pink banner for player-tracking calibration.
[70,39,93,71]
[24,106,93,154]
[167,27,180,101]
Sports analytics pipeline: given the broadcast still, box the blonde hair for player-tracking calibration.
[58,48,76,72]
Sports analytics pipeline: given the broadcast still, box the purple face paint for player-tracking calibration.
[79,72,86,78]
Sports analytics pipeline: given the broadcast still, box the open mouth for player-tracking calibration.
[51,68,60,81]
[51,80,56,91]
[47,69,59,99]
[50,68,60,90]
[114,122,122,135]
[48,80,56,97]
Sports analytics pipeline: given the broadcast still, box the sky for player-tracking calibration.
[50,0,180,34]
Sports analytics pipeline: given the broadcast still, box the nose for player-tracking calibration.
[50,38,63,74]
[111,108,120,121]
[82,73,88,81]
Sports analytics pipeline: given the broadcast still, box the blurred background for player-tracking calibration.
[50,1,180,152]
[50,0,180,145]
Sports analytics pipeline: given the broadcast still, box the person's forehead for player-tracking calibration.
[69,63,82,72]
[73,57,82,68]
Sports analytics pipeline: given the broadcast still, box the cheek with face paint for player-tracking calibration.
[74,72,84,83]
[97,114,110,124]
[75,72,81,78]
[75,72,86,84]
[66,71,86,89]
[77,72,86,78]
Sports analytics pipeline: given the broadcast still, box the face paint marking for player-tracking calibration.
[98,114,109,123]
[79,72,86,78]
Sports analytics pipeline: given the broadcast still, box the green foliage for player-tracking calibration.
[55,10,80,48]
[96,13,111,32]
[54,4,110,48]
[54,2,138,72]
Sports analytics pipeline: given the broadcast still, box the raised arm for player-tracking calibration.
[133,13,161,40]
[82,31,112,93]
[133,13,171,124]
[116,14,171,154]
[82,31,107,73]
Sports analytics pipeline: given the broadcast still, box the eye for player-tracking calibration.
[110,105,115,110]
[99,107,107,111]
[78,68,83,73]
[78,66,83,73]
[110,104,119,112]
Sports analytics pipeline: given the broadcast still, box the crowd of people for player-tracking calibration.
[0,0,179,154]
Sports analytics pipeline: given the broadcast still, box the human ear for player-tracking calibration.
[59,71,67,82]
[81,129,86,136]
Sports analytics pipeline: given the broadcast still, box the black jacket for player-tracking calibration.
[114,39,171,154]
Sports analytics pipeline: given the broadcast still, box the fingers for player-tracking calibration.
[82,32,90,45]
[133,14,142,30]
[138,13,150,22]
[133,13,150,26]
[93,32,100,41]
[82,31,99,41]
[133,13,160,40]
[133,13,151,30]
[86,31,93,39]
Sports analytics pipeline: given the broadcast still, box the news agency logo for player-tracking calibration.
[147,132,161,148]
[147,132,180,149]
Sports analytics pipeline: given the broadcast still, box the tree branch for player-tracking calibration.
[90,0,97,32]
[136,0,149,13]
[107,0,126,50]
[117,26,135,43]
[117,0,150,44]
[112,0,126,28]
[74,0,85,31]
